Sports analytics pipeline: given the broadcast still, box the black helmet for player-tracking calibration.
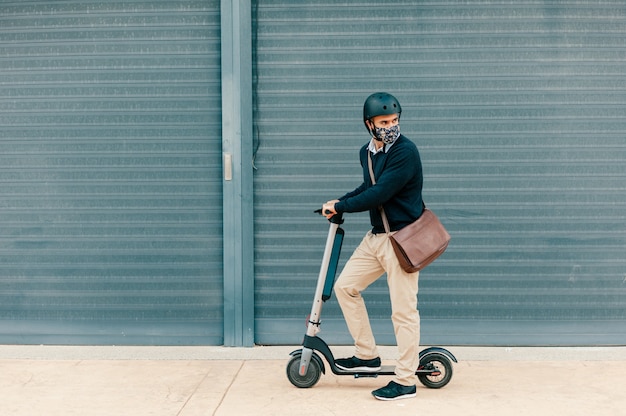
[363,92,402,130]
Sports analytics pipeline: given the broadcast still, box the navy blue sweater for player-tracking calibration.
[334,135,424,234]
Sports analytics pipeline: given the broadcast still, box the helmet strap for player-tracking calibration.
[366,119,381,141]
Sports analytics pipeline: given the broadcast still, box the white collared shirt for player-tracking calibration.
[367,138,396,154]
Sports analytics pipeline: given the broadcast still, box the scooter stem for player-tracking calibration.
[306,219,341,337]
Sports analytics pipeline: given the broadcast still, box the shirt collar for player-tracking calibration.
[367,138,396,154]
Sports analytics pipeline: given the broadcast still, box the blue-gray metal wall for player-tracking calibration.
[1,1,625,347]
[0,1,223,345]
[253,1,626,346]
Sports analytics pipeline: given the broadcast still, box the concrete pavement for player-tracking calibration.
[1,345,626,416]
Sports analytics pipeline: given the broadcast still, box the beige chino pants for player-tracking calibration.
[334,230,420,386]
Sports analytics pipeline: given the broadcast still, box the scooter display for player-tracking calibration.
[286,210,457,389]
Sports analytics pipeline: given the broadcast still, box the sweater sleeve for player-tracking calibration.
[335,144,368,204]
[335,140,419,214]
[338,182,366,201]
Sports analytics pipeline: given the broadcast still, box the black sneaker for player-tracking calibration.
[372,381,417,401]
[334,356,381,372]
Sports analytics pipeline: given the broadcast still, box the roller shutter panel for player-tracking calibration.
[0,0,222,345]
[252,1,626,345]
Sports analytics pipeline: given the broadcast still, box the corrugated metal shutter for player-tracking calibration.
[0,1,222,345]
[253,1,626,345]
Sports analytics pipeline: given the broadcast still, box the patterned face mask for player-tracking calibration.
[374,124,400,145]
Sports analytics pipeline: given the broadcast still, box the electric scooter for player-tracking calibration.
[286,209,457,389]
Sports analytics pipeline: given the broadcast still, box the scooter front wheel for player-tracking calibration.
[286,351,322,388]
[417,352,453,389]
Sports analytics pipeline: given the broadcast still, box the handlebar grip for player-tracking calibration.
[314,208,343,223]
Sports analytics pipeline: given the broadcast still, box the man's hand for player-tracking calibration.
[322,200,339,219]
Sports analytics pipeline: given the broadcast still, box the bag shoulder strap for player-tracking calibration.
[367,151,391,234]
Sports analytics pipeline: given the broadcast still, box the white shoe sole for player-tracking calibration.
[372,392,416,401]
[335,364,381,372]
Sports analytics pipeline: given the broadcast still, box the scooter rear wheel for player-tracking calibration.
[417,352,453,389]
[286,352,322,388]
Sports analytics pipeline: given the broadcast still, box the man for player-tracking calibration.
[322,92,423,401]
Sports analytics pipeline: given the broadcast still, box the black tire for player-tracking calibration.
[286,352,322,388]
[417,353,453,389]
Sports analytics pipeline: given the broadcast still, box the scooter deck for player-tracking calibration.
[334,364,439,378]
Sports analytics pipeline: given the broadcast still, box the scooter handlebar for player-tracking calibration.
[314,208,344,224]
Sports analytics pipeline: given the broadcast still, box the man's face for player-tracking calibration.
[367,113,399,130]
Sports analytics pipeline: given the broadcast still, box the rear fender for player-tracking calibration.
[419,347,458,363]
